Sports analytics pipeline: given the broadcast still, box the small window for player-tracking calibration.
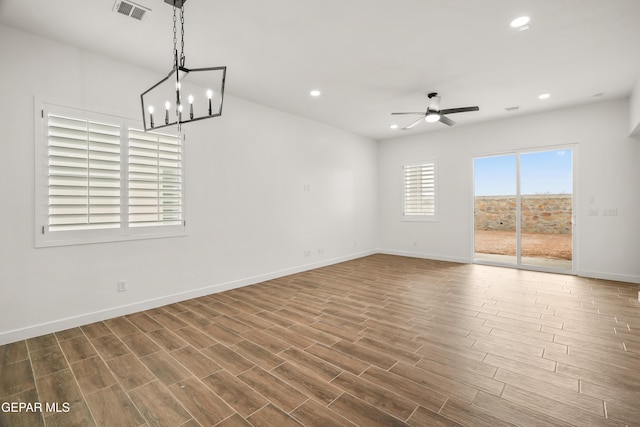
[128,129,183,228]
[35,102,185,247]
[47,114,122,232]
[403,161,437,221]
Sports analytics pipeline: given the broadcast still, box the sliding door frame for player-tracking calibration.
[472,143,577,275]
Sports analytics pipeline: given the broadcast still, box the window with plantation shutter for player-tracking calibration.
[128,129,183,227]
[36,102,186,247]
[403,161,437,220]
[47,114,121,231]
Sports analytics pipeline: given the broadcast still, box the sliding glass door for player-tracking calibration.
[474,148,573,272]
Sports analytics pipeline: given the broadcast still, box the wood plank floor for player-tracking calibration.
[1,254,640,427]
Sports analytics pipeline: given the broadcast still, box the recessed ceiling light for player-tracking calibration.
[510,16,530,29]
[538,93,551,100]
[310,90,321,97]
[389,124,399,129]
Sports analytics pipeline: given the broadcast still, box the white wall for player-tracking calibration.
[378,98,640,283]
[630,76,640,137]
[0,24,378,344]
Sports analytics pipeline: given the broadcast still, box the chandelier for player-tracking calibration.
[140,0,226,131]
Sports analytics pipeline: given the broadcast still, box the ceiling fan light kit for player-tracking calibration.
[391,92,479,130]
[140,0,227,131]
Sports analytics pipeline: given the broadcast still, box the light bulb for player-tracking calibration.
[178,104,183,112]
[510,16,530,28]
[148,106,154,114]
[188,95,194,104]
[425,114,440,123]
[207,90,213,115]
[165,101,171,110]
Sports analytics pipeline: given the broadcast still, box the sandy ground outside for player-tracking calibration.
[474,230,572,260]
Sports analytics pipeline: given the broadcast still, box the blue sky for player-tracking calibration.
[474,150,572,196]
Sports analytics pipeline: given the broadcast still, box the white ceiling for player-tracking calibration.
[1,0,639,140]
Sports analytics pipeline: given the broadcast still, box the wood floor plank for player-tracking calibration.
[119,332,161,358]
[271,361,342,405]
[407,406,457,427]
[328,392,407,427]
[247,403,304,427]
[59,336,97,363]
[200,343,255,376]
[69,356,116,395]
[128,381,190,427]
[106,354,155,391]
[238,366,308,412]
[390,361,478,404]
[361,366,448,413]
[440,397,517,427]
[279,347,343,382]
[0,359,35,398]
[170,345,222,379]
[201,370,268,417]
[140,351,190,386]
[232,340,285,370]
[290,399,357,427]
[85,383,145,427]
[305,343,369,375]
[0,341,28,365]
[168,376,234,426]
[500,385,618,427]
[494,368,604,416]
[331,371,418,421]
[90,334,129,361]
[35,369,84,411]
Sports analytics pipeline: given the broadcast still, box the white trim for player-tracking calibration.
[0,249,376,345]
[378,249,470,265]
[471,144,577,274]
[401,159,438,222]
[576,269,640,284]
[35,99,187,248]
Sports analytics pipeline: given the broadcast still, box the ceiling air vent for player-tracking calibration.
[504,106,520,112]
[113,0,150,21]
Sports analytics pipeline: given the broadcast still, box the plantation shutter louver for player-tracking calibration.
[403,162,436,216]
[47,114,121,231]
[128,129,183,227]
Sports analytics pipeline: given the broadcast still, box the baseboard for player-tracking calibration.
[577,269,640,284]
[0,249,376,345]
[379,249,640,284]
[377,249,471,265]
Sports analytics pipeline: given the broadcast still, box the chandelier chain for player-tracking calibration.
[172,3,178,68]
[180,4,185,67]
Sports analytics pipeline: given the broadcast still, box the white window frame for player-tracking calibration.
[35,101,186,247]
[402,160,438,222]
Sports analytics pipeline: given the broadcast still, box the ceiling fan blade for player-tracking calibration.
[429,95,441,112]
[440,106,479,115]
[391,112,426,115]
[403,116,426,130]
[439,115,456,126]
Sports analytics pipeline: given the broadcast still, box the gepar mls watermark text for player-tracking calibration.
[1,401,70,413]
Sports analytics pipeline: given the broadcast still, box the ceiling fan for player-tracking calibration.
[392,92,479,129]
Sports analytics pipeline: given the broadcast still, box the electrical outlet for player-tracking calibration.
[588,208,599,216]
[318,248,324,255]
[117,280,127,292]
[303,249,311,257]
[603,208,617,216]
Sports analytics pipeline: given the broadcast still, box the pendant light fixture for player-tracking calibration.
[140,0,226,131]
